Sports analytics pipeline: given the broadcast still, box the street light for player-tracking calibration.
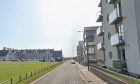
[77,30,90,71]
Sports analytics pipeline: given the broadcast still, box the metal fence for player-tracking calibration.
[0,63,60,84]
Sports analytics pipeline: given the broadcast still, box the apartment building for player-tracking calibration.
[83,26,98,63]
[77,41,84,62]
[97,0,140,75]
[96,26,105,64]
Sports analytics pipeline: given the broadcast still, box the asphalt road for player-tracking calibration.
[32,61,86,84]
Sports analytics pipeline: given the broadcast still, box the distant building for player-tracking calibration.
[0,50,14,61]
[0,48,63,61]
[83,26,98,63]
[77,41,84,62]
[53,50,63,61]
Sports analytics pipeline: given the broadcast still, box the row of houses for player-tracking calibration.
[0,48,63,61]
[77,0,140,77]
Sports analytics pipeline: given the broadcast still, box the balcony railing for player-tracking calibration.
[111,32,125,46]
[88,47,95,54]
[113,59,127,71]
[97,42,104,50]
[108,0,116,4]
[96,26,104,36]
[109,7,122,24]
[96,10,103,22]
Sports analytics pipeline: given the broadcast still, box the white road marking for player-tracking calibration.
[68,80,76,84]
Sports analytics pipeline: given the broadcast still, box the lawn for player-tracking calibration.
[0,61,62,84]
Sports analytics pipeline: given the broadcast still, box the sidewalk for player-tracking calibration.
[76,62,108,84]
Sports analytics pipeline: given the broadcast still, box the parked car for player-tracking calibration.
[71,60,75,64]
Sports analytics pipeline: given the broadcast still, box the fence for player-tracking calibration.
[0,63,61,84]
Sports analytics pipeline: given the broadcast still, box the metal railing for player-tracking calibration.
[0,63,61,84]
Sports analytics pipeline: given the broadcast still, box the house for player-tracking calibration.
[0,48,63,62]
[0,50,14,61]
[53,50,63,61]
[36,49,54,61]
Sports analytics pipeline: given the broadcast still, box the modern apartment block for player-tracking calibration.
[96,26,105,64]
[83,26,98,63]
[97,0,140,75]
[77,41,84,62]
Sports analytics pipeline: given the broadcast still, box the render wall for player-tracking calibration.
[120,0,140,74]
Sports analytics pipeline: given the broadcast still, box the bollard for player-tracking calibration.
[10,78,12,84]
[41,68,42,72]
[35,70,36,75]
[31,71,32,77]
[26,73,28,79]
[19,75,21,82]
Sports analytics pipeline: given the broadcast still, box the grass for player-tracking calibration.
[93,65,140,84]
[0,61,62,84]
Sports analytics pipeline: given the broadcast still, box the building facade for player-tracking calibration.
[83,26,98,63]
[0,48,63,61]
[77,41,84,62]
[97,0,140,75]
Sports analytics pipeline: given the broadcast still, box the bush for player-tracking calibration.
[113,60,123,69]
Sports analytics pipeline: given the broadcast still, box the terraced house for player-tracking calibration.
[0,48,63,61]
[96,0,140,76]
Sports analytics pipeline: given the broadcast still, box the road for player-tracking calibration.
[31,61,107,84]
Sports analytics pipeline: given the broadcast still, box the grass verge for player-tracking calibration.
[92,65,140,84]
[0,61,63,84]
[18,62,63,84]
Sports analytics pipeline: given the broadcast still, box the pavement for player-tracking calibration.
[76,62,107,84]
[31,61,107,84]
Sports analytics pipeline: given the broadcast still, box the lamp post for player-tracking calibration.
[78,31,90,71]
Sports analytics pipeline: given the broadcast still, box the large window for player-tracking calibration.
[86,30,95,38]
[88,47,94,54]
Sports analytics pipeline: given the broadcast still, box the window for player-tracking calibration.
[116,22,124,40]
[105,0,108,3]
[108,32,111,40]
[86,30,95,38]
[109,51,112,59]
[88,47,94,54]
[107,14,109,22]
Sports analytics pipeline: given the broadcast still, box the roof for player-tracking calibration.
[47,49,54,53]
[37,50,47,53]
[0,50,9,56]
[25,50,35,53]
[84,26,98,32]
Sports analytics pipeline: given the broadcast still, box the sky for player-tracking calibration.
[0,0,100,57]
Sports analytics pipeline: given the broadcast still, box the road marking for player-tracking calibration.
[79,70,87,81]
[68,80,75,84]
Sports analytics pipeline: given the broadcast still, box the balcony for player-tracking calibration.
[111,33,125,46]
[108,0,116,4]
[97,42,104,50]
[98,0,102,7]
[109,7,122,24]
[96,10,103,22]
[96,26,104,36]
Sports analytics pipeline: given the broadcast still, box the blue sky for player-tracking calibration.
[0,0,100,57]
